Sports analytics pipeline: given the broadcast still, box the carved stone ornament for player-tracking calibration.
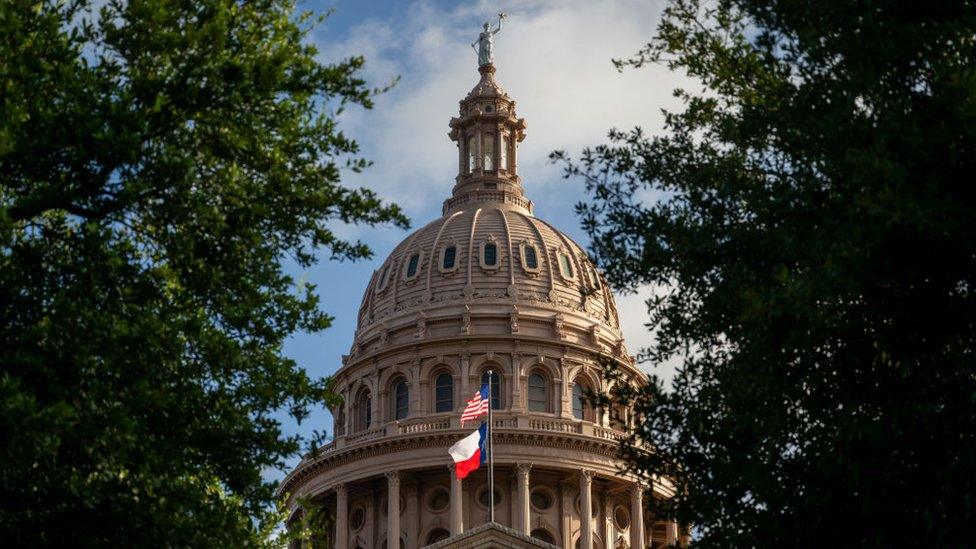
[510,305,519,334]
[461,305,472,335]
[415,311,427,340]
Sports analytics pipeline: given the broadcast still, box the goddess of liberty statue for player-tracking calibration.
[471,13,506,66]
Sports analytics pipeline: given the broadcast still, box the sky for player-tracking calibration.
[277,0,693,473]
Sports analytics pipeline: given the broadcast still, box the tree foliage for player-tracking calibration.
[557,0,976,546]
[0,0,406,545]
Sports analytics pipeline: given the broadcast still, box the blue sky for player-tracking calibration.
[276,0,691,476]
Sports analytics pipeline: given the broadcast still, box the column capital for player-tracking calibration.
[386,470,401,487]
[334,483,348,496]
[516,462,533,476]
[629,482,645,497]
[579,469,594,484]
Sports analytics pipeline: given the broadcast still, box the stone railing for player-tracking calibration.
[492,416,518,429]
[345,426,385,445]
[528,417,583,434]
[442,190,534,214]
[309,415,619,460]
[593,425,625,441]
[398,417,451,434]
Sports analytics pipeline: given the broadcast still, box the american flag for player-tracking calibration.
[460,384,490,423]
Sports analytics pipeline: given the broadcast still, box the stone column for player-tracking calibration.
[387,471,401,549]
[516,463,532,534]
[629,485,644,549]
[405,483,419,549]
[560,479,573,549]
[335,484,348,549]
[667,520,678,546]
[580,470,593,549]
[449,464,463,536]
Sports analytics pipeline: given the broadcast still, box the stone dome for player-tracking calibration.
[352,204,623,356]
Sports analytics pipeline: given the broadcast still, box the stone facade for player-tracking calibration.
[280,62,682,549]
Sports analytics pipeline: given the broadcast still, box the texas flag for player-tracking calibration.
[448,422,488,479]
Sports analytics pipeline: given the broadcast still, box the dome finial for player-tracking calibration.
[471,13,506,68]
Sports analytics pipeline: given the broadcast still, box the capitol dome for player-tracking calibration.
[281,60,683,549]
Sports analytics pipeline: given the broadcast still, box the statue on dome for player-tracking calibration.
[472,13,506,67]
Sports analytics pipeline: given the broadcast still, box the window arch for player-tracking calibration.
[355,389,372,431]
[531,528,555,545]
[392,379,409,420]
[480,370,501,410]
[434,373,454,413]
[427,529,450,545]
[527,372,549,412]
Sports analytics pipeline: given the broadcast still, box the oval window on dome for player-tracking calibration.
[405,253,420,279]
[483,243,498,267]
[377,263,391,291]
[558,253,574,279]
[442,245,457,270]
[520,243,539,272]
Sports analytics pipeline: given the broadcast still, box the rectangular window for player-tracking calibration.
[501,135,509,171]
[467,136,476,173]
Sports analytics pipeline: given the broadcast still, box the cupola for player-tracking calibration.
[446,63,529,215]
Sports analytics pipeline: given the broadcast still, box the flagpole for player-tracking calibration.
[487,368,495,524]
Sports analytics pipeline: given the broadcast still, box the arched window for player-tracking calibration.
[442,245,457,270]
[356,390,372,430]
[481,370,501,409]
[482,132,494,170]
[435,373,454,413]
[483,243,498,267]
[427,529,450,545]
[531,529,555,544]
[393,379,409,420]
[528,373,548,412]
[467,135,476,173]
[572,382,586,420]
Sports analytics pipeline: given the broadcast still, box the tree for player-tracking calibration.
[0,0,407,545]
[555,0,976,546]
